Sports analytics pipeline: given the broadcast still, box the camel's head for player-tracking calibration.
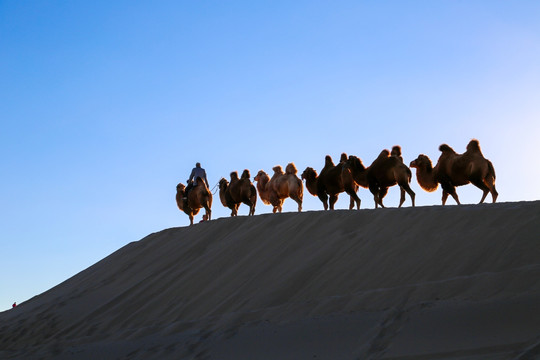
[254,170,267,182]
[410,154,432,169]
[219,178,228,188]
[241,169,251,179]
[230,171,239,180]
[176,183,186,194]
[346,155,365,170]
[301,167,317,181]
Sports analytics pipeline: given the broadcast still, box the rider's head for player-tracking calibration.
[196,162,201,168]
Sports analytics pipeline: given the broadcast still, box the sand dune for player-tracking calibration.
[1,201,540,359]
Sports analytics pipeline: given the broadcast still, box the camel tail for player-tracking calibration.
[297,178,303,196]
[406,166,412,183]
[285,162,298,175]
[487,160,496,180]
[439,144,455,153]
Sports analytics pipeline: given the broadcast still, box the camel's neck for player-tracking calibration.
[256,175,270,194]
[415,165,438,192]
[256,175,273,205]
[219,185,228,206]
[304,176,318,196]
[350,166,369,188]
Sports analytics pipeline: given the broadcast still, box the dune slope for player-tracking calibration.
[1,201,540,359]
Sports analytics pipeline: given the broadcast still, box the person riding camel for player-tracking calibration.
[184,162,209,200]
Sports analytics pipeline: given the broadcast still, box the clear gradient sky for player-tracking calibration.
[1,1,539,311]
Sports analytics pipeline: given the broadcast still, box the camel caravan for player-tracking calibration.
[176,139,498,224]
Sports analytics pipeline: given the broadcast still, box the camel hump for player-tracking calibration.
[285,162,298,175]
[241,169,250,179]
[230,171,239,180]
[466,139,482,153]
[325,155,334,166]
[391,146,402,157]
[439,144,456,153]
[374,149,390,161]
[340,153,348,162]
[272,165,284,174]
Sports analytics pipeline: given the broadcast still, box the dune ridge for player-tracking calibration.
[1,201,540,359]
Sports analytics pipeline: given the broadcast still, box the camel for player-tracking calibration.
[345,147,415,208]
[175,177,212,225]
[219,170,257,216]
[254,163,303,213]
[218,177,238,216]
[409,139,498,205]
[301,153,361,210]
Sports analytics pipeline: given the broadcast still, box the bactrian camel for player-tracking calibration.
[219,170,257,216]
[301,153,361,210]
[175,178,212,225]
[409,139,497,205]
[254,163,303,213]
[345,146,415,208]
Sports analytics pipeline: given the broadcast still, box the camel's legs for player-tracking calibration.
[399,183,415,207]
[329,194,339,210]
[318,192,329,210]
[471,177,492,204]
[450,192,461,205]
[242,200,253,216]
[489,183,498,203]
[369,184,381,208]
[479,177,498,203]
[441,183,460,205]
[442,191,448,205]
[348,197,355,210]
[484,175,498,203]
[399,188,406,207]
[479,189,489,204]
[296,198,303,212]
[378,187,389,208]
[290,193,303,212]
[346,189,361,210]
[372,193,379,208]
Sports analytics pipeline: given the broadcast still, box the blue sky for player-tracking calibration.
[1,1,539,311]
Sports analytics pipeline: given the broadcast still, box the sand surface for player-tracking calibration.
[1,201,539,359]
